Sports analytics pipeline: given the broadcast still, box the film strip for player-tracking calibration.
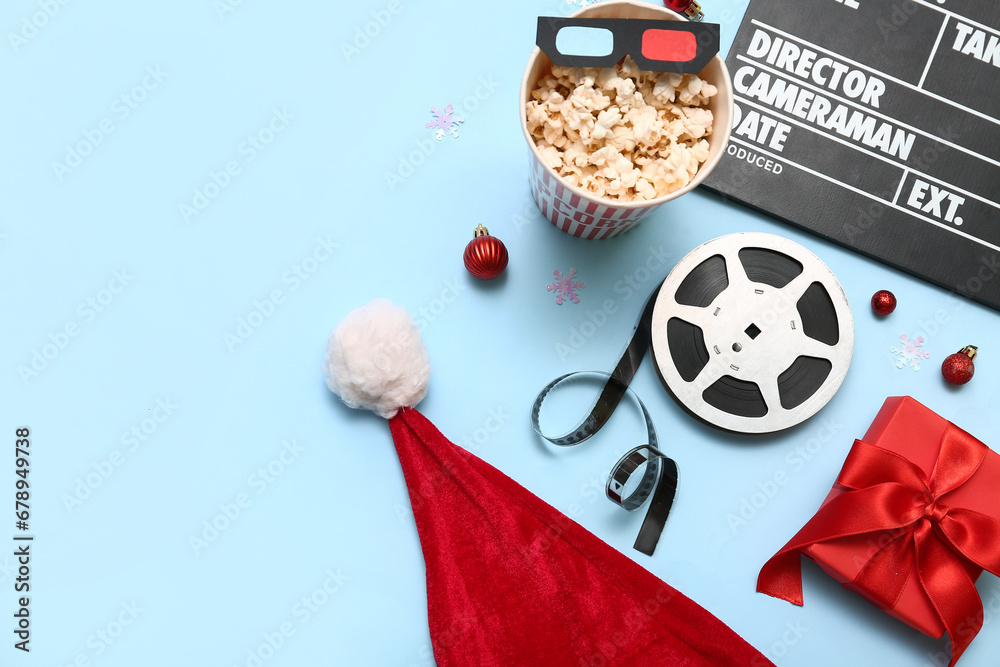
[531,291,678,557]
[532,232,854,555]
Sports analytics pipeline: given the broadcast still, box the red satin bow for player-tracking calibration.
[758,424,1000,666]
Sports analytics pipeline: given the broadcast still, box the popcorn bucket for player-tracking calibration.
[520,0,733,239]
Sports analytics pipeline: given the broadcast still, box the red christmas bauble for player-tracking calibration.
[942,346,977,385]
[463,224,508,280]
[663,0,704,20]
[871,289,897,315]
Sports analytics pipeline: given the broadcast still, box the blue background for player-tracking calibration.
[2,0,999,665]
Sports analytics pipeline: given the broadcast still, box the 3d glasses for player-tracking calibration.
[536,17,720,74]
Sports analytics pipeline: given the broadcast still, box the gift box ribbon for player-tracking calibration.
[757,424,1000,666]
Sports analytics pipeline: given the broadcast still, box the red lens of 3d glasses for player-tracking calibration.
[640,29,697,62]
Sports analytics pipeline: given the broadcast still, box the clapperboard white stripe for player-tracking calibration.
[917,15,949,89]
[734,94,1000,214]
[735,53,1000,170]
[892,169,909,207]
[751,19,1000,127]
[728,136,1000,254]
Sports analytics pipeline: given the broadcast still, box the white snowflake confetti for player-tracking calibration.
[547,268,586,305]
[566,0,603,7]
[891,334,931,371]
[425,105,464,141]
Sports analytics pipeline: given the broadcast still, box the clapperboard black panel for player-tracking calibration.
[703,0,1000,311]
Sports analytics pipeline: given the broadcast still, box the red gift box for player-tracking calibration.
[758,396,1000,666]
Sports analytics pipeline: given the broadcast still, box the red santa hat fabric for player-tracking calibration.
[325,299,772,666]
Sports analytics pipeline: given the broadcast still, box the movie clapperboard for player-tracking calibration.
[703,0,1000,311]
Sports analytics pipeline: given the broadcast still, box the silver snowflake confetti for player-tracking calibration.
[891,334,931,371]
[547,269,586,305]
[425,105,464,140]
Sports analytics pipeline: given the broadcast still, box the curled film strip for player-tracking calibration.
[531,290,678,557]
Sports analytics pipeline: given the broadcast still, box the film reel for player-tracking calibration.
[649,233,854,433]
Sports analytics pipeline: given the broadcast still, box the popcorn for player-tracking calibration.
[525,56,717,202]
[537,143,563,170]
[592,107,622,142]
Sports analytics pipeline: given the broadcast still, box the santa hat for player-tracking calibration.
[324,299,772,667]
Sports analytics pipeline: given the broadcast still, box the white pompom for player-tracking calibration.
[323,299,430,419]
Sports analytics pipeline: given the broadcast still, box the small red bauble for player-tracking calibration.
[871,289,897,315]
[463,224,508,280]
[941,345,978,385]
[663,0,704,20]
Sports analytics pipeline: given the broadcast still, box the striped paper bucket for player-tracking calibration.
[520,0,734,239]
